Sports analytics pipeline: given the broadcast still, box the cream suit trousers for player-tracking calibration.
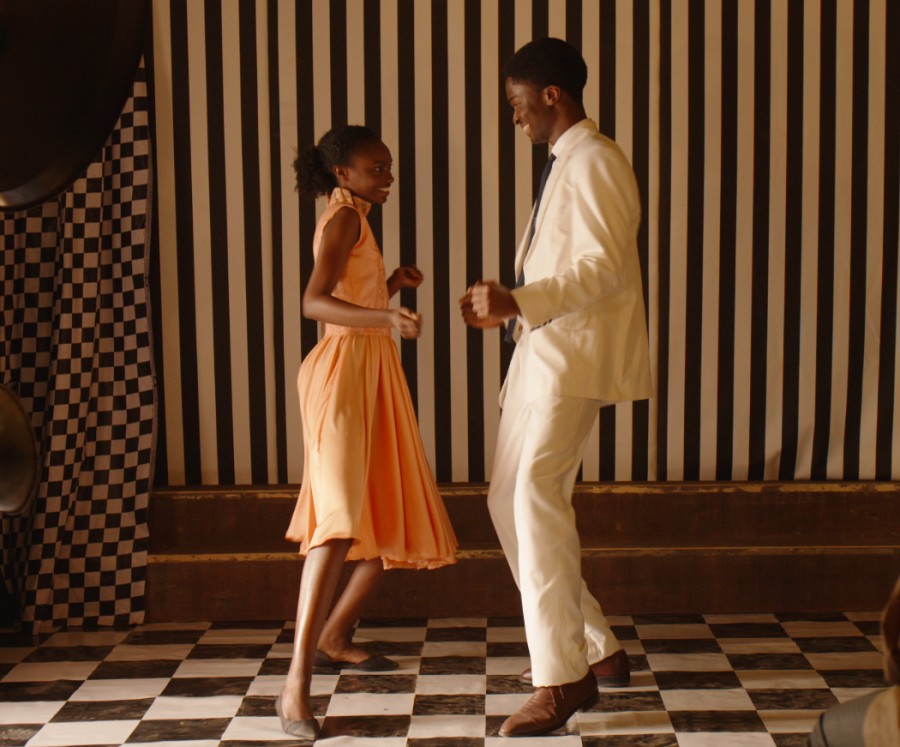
[487,355,621,687]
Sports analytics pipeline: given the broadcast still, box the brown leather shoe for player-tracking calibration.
[499,668,599,737]
[519,649,630,687]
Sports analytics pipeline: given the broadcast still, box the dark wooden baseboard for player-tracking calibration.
[146,482,900,622]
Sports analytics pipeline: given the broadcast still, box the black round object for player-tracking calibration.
[0,0,149,211]
[0,384,38,516]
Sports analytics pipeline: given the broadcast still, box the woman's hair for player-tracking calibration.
[503,37,587,103]
[293,125,381,197]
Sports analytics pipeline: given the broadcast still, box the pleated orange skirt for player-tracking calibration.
[286,330,457,570]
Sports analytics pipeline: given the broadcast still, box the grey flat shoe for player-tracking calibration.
[274,694,320,740]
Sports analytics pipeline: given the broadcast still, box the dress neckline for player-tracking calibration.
[330,187,371,216]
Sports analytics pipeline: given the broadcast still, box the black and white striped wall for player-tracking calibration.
[147,0,899,486]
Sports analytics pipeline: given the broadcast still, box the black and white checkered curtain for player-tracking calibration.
[0,64,154,632]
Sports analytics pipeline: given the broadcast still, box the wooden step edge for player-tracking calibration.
[150,482,900,499]
[148,545,900,564]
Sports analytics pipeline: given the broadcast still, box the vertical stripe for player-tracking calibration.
[859,0,885,478]
[811,0,837,478]
[747,0,771,479]
[431,0,451,480]
[346,0,366,124]
[699,0,721,481]
[656,0,671,479]
[151,0,182,482]
[877,0,899,478]
[614,0,634,481]
[566,0,582,47]
[187,1,218,483]
[268,0,286,483]
[826,0,854,478]
[329,0,348,126]
[379,0,400,293]
[731,0,755,480]
[597,0,617,480]
[548,0,565,39]
[255,0,277,482]
[481,0,501,477]
[715,0,737,479]
[363,0,383,245]
[779,0,804,479]
[630,0,651,480]
[397,0,419,406]
[580,0,601,482]
[464,0,485,481]
[170,0,201,484]
[666,0,688,480]
[765,0,788,479]
[842,0,870,478]
[413,0,436,468]
[682,0,704,480]
[795,0,822,479]
[222,1,253,482]
[447,0,469,480]
[498,0,517,391]
[277,0,302,482]
[204,0,235,483]
[297,1,318,362]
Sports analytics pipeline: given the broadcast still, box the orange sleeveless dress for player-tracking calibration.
[286,188,458,569]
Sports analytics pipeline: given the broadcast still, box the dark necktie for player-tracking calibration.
[506,153,556,343]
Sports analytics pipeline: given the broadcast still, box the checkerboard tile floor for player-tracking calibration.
[0,612,888,746]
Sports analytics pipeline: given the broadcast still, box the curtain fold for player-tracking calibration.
[0,63,154,632]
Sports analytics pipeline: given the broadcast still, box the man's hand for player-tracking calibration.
[459,285,505,329]
[470,280,520,320]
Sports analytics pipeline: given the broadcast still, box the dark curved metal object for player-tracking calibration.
[0,384,38,516]
[0,0,149,211]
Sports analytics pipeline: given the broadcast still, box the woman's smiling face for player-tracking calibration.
[334,140,394,204]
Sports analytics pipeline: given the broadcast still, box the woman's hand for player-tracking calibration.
[390,307,423,339]
[388,266,424,296]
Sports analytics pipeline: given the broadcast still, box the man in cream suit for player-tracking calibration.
[461,38,652,737]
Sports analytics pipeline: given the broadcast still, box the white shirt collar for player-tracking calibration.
[550,118,598,159]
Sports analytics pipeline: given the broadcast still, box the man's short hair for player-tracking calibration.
[503,37,587,102]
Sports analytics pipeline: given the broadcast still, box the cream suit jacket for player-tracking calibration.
[505,118,653,405]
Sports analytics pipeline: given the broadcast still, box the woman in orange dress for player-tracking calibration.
[276,125,457,739]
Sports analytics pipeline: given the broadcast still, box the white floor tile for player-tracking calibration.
[26,719,139,746]
[577,709,674,735]
[104,643,195,661]
[717,638,801,654]
[661,688,756,711]
[172,658,263,678]
[408,714,486,738]
[141,694,244,720]
[758,708,824,733]
[70,677,170,701]
[324,692,415,716]
[645,653,735,672]
[737,670,829,690]
[0,700,64,724]
[415,674,486,694]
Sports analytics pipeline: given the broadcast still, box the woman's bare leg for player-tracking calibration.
[317,558,386,662]
[280,538,352,721]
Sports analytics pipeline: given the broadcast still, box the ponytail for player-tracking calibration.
[293,124,380,198]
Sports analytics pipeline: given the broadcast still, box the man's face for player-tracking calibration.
[505,78,554,144]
